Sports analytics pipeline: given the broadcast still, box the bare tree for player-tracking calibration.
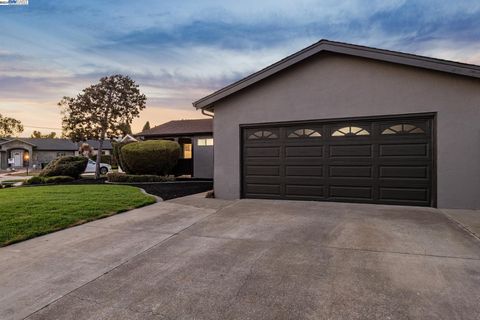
[60,75,147,178]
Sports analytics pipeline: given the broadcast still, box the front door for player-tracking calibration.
[12,151,23,167]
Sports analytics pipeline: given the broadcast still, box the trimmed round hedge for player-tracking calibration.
[121,140,180,175]
[39,156,88,179]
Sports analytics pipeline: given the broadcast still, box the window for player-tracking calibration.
[382,124,425,135]
[288,128,321,138]
[197,138,214,146]
[183,144,192,159]
[332,126,370,136]
[57,152,67,157]
[248,130,278,140]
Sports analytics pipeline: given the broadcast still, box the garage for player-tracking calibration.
[242,114,434,206]
[194,40,480,209]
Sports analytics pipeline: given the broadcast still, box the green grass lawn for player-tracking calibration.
[0,185,156,246]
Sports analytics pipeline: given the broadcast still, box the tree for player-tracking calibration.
[59,75,147,179]
[118,122,132,135]
[0,114,23,137]
[31,131,56,139]
[142,121,151,132]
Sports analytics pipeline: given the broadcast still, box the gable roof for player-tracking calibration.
[0,138,36,147]
[136,119,213,137]
[193,39,480,110]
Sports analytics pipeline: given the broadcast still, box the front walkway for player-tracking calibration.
[1,194,479,319]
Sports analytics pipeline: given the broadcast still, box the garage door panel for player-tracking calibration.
[285,157,325,166]
[245,176,281,184]
[330,186,373,200]
[286,185,324,197]
[245,146,280,157]
[245,158,281,166]
[286,146,323,157]
[286,165,323,176]
[329,166,372,178]
[379,143,428,157]
[242,115,434,206]
[246,165,280,176]
[285,176,324,185]
[245,184,281,195]
[379,166,429,179]
[329,144,372,157]
[379,187,429,202]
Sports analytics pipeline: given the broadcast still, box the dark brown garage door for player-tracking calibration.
[242,115,435,206]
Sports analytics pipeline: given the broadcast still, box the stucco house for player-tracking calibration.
[193,39,480,209]
[0,138,113,170]
[135,119,213,179]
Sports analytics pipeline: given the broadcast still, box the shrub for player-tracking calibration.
[44,176,75,184]
[107,172,175,183]
[112,141,135,172]
[39,156,88,179]
[89,154,112,165]
[25,176,46,185]
[121,140,180,175]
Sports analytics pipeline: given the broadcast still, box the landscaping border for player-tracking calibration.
[107,180,213,200]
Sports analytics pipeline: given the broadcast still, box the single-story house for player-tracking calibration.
[135,119,213,179]
[193,39,480,209]
[0,138,113,170]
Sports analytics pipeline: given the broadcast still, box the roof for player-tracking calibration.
[0,138,113,151]
[0,138,36,147]
[193,39,480,110]
[136,119,213,137]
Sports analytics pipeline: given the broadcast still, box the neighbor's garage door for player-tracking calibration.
[242,115,434,206]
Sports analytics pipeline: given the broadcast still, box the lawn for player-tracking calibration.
[0,185,156,246]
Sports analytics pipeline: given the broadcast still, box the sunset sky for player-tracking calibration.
[1,0,479,136]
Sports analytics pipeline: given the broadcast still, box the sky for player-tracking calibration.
[0,0,479,136]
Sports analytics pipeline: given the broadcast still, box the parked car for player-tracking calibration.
[84,159,112,175]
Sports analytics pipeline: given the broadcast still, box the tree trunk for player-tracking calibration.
[95,136,104,179]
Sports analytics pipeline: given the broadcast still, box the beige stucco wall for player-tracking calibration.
[212,53,480,209]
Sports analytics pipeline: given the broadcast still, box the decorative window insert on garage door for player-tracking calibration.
[241,114,435,207]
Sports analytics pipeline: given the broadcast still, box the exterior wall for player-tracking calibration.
[193,135,214,179]
[213,53,480,209]
[33,150,75,167]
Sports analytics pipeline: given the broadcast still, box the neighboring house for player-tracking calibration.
[0,138,113,170]
[135,119,213,179]
[193,39,480,210]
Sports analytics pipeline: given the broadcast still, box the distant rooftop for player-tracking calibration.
[136,119,213,137]
[0,138,113,150]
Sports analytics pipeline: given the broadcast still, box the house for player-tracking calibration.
[135,119,213,179]
[0,138,113,170]
[193,39,480,209]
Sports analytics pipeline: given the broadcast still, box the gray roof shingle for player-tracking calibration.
[136,119,212,137]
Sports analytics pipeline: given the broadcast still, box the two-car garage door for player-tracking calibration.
[242,115,435,206]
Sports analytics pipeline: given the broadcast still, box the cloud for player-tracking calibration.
[0,0,479,135]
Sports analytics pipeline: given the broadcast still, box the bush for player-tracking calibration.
[112,141,135,172]
[25,176,46,185]
[107,172,175,183]
[121,140,180,175]
[39,156,88,179]
[45,176,75,184]
[89,154,112,165]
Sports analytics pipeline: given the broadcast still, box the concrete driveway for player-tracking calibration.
[1,194,479,320]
